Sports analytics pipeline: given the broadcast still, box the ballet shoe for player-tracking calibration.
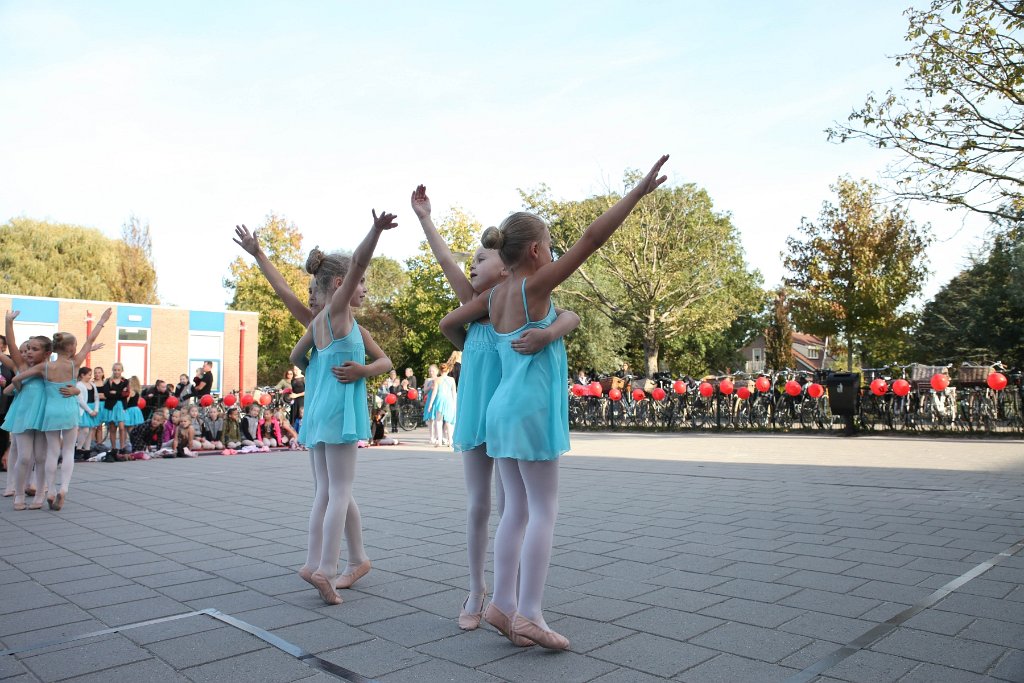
[25,487,36,497]
[298,566,315,585]
[483,603,534,647]
[52,492,65,511]
[335,560,371,589]
[47,495,56,510]
[309,571,343,605]
[28,499,44,510]
[511,614,570,650]
[459,594,486,631]
[13,501,26,511]
[2,490,14,498]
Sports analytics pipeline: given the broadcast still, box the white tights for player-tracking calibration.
[491,458,559,628]
[3,438,19,496]
[462,446,504,603]
[13,431,46,505]
[303,443,367,578]
[45,427,77,495]
[76,424,93,451]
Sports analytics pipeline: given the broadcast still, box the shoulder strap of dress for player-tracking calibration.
[487,286,495,317]
[323,309,338,342]
[521,278,533,323]
[44,361,49,381]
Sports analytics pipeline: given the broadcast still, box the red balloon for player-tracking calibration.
[672,380,687,394]
[699,382,714,398]
[589,382,603,397]
[608,388,622,401]
[870,378,888,396]
[931,374,950,392]
[240,394,254,407]
[652,387,667,401]
[755,376,771,393]
[136,398,146,410]
[384,393,397,405]
[988,372,1008,391]
[808,383,824,399]
[223,394,237,407]
[737,386,751,400]
[571,384,584,397]
[200,394,213,407]
[892,379,911,397]
[632,388,646,401]
[785,380,801,397]
[165,396,179,409]
[259,393,272,406]
[719,379,734,396]
[407,389,419,400]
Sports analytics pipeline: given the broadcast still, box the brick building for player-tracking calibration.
[0,294,258,394]
[740,332,828,374]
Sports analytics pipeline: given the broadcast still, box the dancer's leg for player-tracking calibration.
[29,433,47,506]
[3,437,18,496]
[58,428,77,494]
[77,423,93,451]
[515,459,560,627]
[316,442,357,578]
[342,496,368,570]
[12,433,34,506]
[490,458,527,617]
[462,446,493,604]
[43,431,62,498]
[300,446,327,576]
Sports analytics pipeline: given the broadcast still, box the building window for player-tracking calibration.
[117,328,150,384]
[807,347,819,359]
[188,331,223,393]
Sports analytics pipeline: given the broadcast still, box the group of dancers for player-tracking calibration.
[237,154,669,650]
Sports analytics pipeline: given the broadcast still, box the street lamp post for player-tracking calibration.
[85,311,94,367]
[238,320,246,393]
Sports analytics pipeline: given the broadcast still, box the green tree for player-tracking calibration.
[915,209,1024,364]
[522,175,762,376]
[363,256,409,371]
[390,208,480,373]
[784,178,932,370]
[0,217,158,303]
[224,213,308,384]
[829,0,1024,220]
[114,214,159,304]
[764,289,794,371]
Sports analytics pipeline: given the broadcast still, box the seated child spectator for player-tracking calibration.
[276,409,299,449]
[185,404,204,450]
[261,410,281,447]
[171,413,196,457]
[141,380,171,419]
[129,410,167,453]
[223,407,242,449]
[201,406,224,450]
[163,409,181,448]
[371,408,400,446]
[240,404,264,447]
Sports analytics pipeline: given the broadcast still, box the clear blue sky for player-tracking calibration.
[0,0,989,310]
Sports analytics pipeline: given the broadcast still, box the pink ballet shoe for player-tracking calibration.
[459,594,486,631]
[13,501,26,511]
[28,499,44,510]
[309,571,342,605]
[298,566,315,585]
[511,614,570,650]
[335,560,371,589]
[483,603,534,647]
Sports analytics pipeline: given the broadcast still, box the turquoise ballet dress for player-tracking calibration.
[40,361,79,432]
[430,376,457,424]
[485,280,570,461]
[123,395,144,427]
[79,384,101,428]
[1,376,46,434]
[421,379,436,421]
[452,322,499,452]
[298,312,370,446]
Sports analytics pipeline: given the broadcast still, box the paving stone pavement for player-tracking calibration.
[0,431,1022,682]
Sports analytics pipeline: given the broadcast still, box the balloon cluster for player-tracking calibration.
[223,394,237,407]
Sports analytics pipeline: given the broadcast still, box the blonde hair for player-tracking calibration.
[481,212,547,267]
[52,332,76,354]
[305,247,353,295]
[439,362,451,374]
[129,376,141,395]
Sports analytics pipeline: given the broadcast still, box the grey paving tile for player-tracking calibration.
[780,588,882,618]
[899,661,1002,683]
[612,606,722,641]
[589,633,716,678]
[590,667,668,683]
[19,634,150,681]
[990,648,1024,682]
[361,611,463,647]
[699,597,805,628]
[554,596,648,622]
[145,625,267,668]
[62,657,192,682]
[88,595,190,626]
[181,646,313,683]
[0,603,95,638]
[959,617,1024,648]
[872,626,1006,673]
[124,615,228,646]
[707,577,802,602]
[676,653,799,683]
[319,637,430,678]
[690,622,813,663]
[546,615,635,653]
[825,649,918,683]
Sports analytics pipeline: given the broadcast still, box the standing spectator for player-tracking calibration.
[385,369,401,433]
[404,367,417,390]
[141,379,171,419]
[0,334,13,473]
[289,367,305,426]
[192,361,214,403]
[275,368,294,391]
[446,350,462,387]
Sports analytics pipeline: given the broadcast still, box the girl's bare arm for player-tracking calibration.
[411,185,476,304]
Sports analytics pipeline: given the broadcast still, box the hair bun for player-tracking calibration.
[305,247,325,275]
[481,226,504,250]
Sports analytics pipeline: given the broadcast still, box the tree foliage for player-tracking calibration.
[363,256,409,372]
[0,217,159,303]
[224,213,308,385]
[764,289,794,371]
[390,208,480,375]
[522,175,762,376]
[915,208,1024,364]
[829,0,1024,220]
[784,178,932,369]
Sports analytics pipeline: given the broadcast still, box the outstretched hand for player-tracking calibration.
[411,185,431,219]
[635,154,670,197]
[5,310,19,323]
[233,224,261,256]
[90,343,105,353]
[372,210,398,232]
[98,307,112,326]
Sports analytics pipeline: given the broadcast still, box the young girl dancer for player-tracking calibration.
[411,185,581,630]
[99,362,130,456]
[421,364,439,444]
[1,313,50,505]
[76,366,101,460]
[10,309,110,510]
[123,377,145,436]
[441,155,669,649]
[289,210,396,605]
[233,222,381,592]
[427,363,457,447]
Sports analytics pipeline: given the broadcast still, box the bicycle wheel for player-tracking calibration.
[799,397,816,430]
[817,398,834,431]
[691,398,712,429]
[399,404,418,431]
[774,397,794,430]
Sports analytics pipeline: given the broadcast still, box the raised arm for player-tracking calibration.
[329,210,398,322]
[5,311,23,369]
[74,308,111,366]
[411,185,476,304]
[510,308,581,355]
[529,155,669,297]
[289,326,315,372]
[439,293,491,350]
[234,224,314,327]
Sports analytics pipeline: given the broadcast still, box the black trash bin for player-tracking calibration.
[826,372,860,436]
